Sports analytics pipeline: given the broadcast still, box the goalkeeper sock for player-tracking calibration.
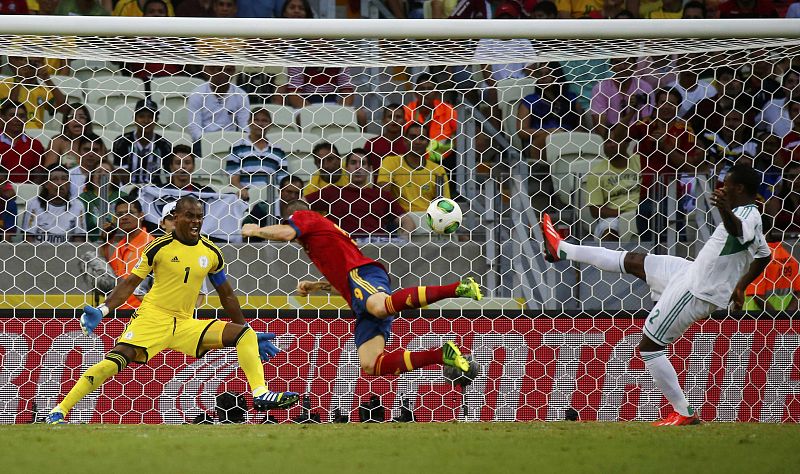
[235,328,266,392]
[641,350,692,417]
[371,348,444,376]
[384,283,459,314]
[558,242,627,273]
[58,354,125,415]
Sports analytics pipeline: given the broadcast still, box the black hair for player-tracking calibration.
[653,87,682,105]
[727,163,761,197]
[38,164,72,206]
[279,174,304,188]
[61,102,93,137]
[142,0,168,13]
[614,9,635,19]
[532,1,557,17]
[168,144,195,169]
[682,1,706,17]
[416,72,434,85]
[77,132,104,151]
[175,195,202,214]
[251,107,272,121]
[280,0,314,18]
[114,195,143,214]
[312,141,340,156]
[0,99,24,116]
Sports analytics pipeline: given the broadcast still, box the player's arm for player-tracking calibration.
[241,223,297,241]
[104,274,144,311]
[297,280,339,296]
[212,278,246,326]
[731,257,771,311]
[710,188,743,237]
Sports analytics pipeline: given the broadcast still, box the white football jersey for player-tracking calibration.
[687,204,770,308]
[21,198,87,243]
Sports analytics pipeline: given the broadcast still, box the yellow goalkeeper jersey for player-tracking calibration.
[131,234,224,319]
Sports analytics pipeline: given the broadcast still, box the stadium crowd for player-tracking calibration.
[0,1,799,295]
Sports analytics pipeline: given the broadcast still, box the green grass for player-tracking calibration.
[2,422,799,474]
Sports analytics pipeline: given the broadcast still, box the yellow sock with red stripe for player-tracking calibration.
[383,282,460,315]
[371,348,445,376]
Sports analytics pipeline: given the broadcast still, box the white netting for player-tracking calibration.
[1,19,800,424]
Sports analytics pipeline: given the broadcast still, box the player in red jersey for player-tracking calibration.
[241,200,483,377]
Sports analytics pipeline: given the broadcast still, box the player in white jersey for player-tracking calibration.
[540,164,771,426]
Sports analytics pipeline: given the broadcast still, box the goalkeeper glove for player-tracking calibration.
[257,332,282,362]
[426,139,452,164]
[80,304,108,336]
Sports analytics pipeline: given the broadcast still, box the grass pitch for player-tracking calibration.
[2,422,799,474]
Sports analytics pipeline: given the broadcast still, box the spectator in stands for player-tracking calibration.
[642,0,682,18]
[1,99,45,184]
[0,164,17,241]
[282,65,364,125]
[226,108,288,202]
[100,196,154,309]
[212,0,237,16]
[162,144,216,193]
[280,0,313,17]
[176,0,212,16]
[363,103,408,172]
[719,0,778,18]
[700,102,758,183]
[557,0,603,18]
[0,56,67,130]
[745,225,800,312]
[681,0,707,18]
[31,0,60,13]
[241,174,303,240]
[43,103,93,169]
[439,0,490,18]
[757,69,799,138]
[623,88,701,237]
[305,141,347,195]
[766,162,800,236]
[591,56,654,137]
[377,121,451,213]
[743,50,782,110]
[79,161,121,242]
[666,54,717,118]
[21,165,87,243]
[187,65,250,142]
[238,0,282,17]
[0,0,28,13]
[112,99,172,186]
[789,2,800,17]
[404,73,458,164]
[70,132,108,198]
[689,66,744,135]
[113,0,175,15]
[782,100,800,162]
[54,0,109,15]
[306,149,414,239]
[585,137,641,240]
[562,59,611,113]
[516,62,583,161]
[752,132,784,201]
[124,0,184,79]
[532,0,558,18]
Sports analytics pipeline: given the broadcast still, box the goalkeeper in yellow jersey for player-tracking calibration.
[46,196,299,424]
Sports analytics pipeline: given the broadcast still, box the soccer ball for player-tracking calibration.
[425,198,462,234]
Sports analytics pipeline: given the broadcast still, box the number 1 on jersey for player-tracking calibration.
[183,266,190,283]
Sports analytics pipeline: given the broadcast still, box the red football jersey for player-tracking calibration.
[287,210,382,305]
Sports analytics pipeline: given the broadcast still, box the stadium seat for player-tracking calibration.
[326,132,378,154]
[497,77,538,143]
[158,103,191,132]
[266,130,320,156]
[250,103,298,132]
[199,130,248,186]
[152,76,205,132]
[15,182,39,205]
[49,75,84,103]
[545,132,604,207]
[70,59,120,83]
[285,153,318,181]
[159,129,192,147]
[25,128,59,148]
[297,104,359,136]
[85,77,146,109]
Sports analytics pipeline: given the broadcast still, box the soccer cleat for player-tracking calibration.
[442,341,470,372]
[541,213,563,263]
[45,410,67,425]
[455,277,483,301]
[652,410,701,426]
[252,387,300,411]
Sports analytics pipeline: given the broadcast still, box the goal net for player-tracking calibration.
[0,17,799,424]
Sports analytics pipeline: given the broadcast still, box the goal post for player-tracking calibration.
[0,17,799,423]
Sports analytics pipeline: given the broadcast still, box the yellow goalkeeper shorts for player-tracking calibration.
[116,307,225,363]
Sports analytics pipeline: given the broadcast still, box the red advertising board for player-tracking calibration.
[1,316,798,424]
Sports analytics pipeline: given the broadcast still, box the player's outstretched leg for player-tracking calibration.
[541,213,635,273]
[383,277,482,314]
[639,335,700,426]
[364,340,471,376]
[227,324,299,410]
[46,350,131,424]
